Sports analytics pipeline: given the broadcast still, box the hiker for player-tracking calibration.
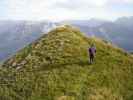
[88,44,96,64]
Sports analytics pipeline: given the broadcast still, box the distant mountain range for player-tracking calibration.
[0,16,133,61]
[67,17,133,52]
[0,20,57,61]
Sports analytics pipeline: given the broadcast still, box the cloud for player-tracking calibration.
[54,0,108,10]
[108,0,133,4]
[0,0,133,21]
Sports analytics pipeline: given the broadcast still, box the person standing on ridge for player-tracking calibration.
[88,44,96,64]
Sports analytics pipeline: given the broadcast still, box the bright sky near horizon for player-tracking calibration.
[0,0,133,21]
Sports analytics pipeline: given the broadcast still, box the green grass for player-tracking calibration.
[0,25,133,100]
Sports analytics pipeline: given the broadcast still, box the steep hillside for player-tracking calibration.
[67,17,133,52]
[0,20,57,61]
[0,25,133,100]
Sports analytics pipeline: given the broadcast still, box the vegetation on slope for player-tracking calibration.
[0,25,133,100]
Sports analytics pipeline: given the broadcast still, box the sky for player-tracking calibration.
[0,0,133,21]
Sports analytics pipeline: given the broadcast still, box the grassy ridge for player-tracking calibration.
[0,25,133,100]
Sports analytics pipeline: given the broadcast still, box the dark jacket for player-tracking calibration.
[89,47,96,56]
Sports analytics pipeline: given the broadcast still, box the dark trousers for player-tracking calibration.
[89,54,94,64]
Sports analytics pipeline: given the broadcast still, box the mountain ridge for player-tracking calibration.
[1,17,133,61]
[0,20,57,61]
[67,17,133,52]
[0,25,133,100]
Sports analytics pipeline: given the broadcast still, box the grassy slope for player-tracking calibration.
[0,25,133,100]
